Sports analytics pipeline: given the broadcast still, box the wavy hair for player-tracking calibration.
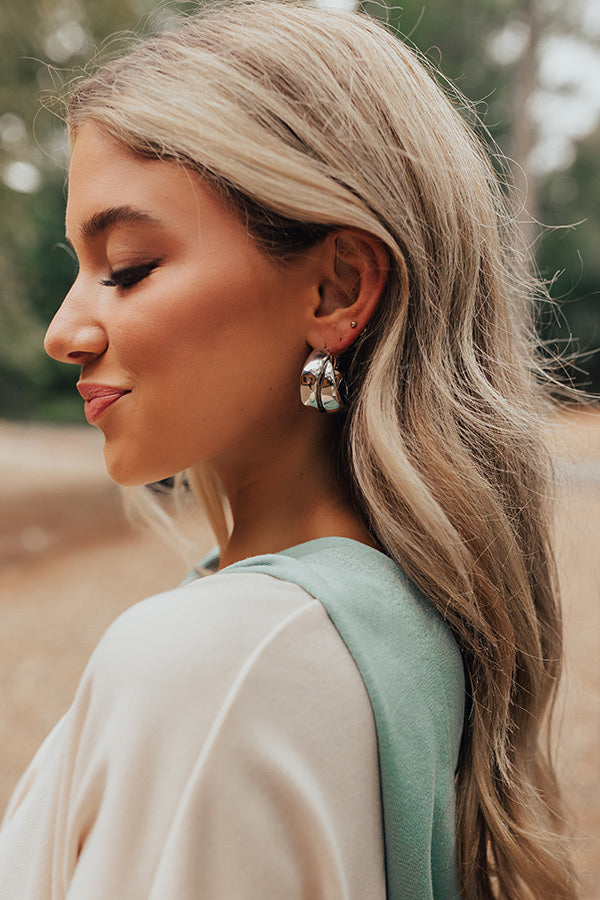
[65,3,577,896]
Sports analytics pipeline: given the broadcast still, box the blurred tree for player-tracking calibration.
[361,0,600,391]
[0,0,162,419]
[537,123,600,387]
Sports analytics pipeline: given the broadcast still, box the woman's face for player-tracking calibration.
[45,124,320,485]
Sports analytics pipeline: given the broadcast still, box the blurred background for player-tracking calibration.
[2,0,600,417]
[1,0,599,895]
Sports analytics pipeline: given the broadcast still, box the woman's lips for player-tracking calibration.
[77,383,131,425]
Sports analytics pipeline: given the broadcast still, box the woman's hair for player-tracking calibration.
[65,3,577,897]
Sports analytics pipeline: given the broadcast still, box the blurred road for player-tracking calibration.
[0,412,598,897]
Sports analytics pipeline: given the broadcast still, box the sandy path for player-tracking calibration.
[0,414,598,896]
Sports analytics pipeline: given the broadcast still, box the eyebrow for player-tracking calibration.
[78,205,161,241]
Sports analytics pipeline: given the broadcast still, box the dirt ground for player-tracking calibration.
[0,413,598,896]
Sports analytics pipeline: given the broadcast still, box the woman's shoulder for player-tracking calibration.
[101,567,318,640]
[83,570,327,704]
[55,566,373,805]
[1,569,385,899]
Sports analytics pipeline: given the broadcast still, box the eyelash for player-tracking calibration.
[100,259,163,290]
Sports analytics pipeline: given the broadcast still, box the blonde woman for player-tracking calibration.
[0,3,576,898]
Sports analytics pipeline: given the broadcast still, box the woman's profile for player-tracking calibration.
[0,2,577,898]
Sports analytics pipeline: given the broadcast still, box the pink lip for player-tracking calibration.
[77,382,131,425]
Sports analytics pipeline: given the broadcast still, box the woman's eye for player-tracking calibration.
[101,258,163,290]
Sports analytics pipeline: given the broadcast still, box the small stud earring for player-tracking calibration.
[350,321,358,328]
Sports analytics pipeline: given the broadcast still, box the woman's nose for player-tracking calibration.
[44,287,108,365]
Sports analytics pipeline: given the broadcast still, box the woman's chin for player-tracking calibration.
[102,445,174,488]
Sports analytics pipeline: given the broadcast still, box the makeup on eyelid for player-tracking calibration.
[101,258,164,289]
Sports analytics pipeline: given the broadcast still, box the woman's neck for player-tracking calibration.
[211,417,376,569]
[219,493,376,570]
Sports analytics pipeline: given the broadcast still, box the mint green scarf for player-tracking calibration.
[195,537,464,899]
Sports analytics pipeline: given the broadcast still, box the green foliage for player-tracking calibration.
[362,0,600,392]
[537,125,600,388]
[0,0,160,420]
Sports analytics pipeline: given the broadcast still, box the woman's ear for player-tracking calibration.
[306,229,388,354]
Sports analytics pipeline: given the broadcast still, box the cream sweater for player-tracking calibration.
[0,571,386,899]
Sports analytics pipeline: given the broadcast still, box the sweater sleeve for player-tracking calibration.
[0,573,385,900]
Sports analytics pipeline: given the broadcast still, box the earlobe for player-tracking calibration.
[307,229,388,354]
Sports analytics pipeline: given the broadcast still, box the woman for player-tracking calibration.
[0,2,576,898]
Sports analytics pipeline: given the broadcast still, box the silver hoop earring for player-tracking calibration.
[300,349,345,413]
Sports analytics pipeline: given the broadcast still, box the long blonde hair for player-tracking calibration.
[65,3,577,896]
